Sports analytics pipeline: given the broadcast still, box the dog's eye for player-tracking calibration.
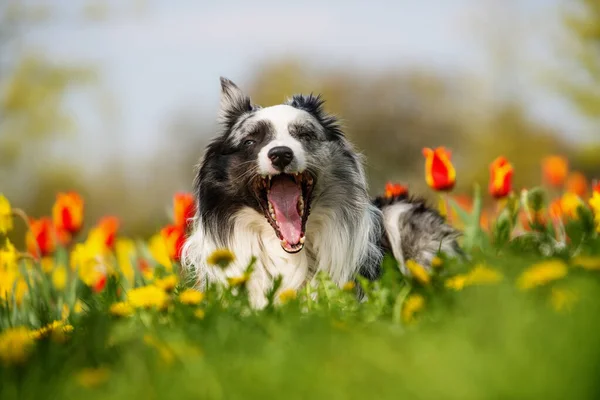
[243,139,256,147]
[299,132,316,141]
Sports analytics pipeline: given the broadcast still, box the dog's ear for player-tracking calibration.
[219,77,253,129]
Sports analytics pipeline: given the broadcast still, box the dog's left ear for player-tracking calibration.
[218,77,253,129]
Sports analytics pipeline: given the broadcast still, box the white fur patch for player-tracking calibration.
[255,105,308,175]
[381,202,414,274]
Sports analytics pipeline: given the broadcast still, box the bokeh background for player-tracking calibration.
[1,0,600,240]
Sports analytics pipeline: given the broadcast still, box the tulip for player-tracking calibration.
[26,217,56,258]
[384,182,408,198]
[565,172,588,198]
[52,192,84,240]
[173,193,196,229]
[542,156,568,187]
[422,147,456,191]
[160,224,185,261]
[488,157,513,199]
[93,216,120,250]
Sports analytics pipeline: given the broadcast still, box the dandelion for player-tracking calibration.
[0,327,35,365]
[565,172,588,198]
[76,367,111,388]
[589,191,600,232]
[431,256,443,268]
[384,182,408,198]
[160,224,185,262]
[572,256,600,271]
[401,294,425,324]
[422,147,456,191]
[445,264,502,291]
[542,155,568,187]
[278,288,297,303]
[109,301,133,317]
[178,288,204,305]
[26,217,56,258]
[0,195,13,234]
[206,248,235,269]
[194,309,205,320]
[154,275,178,292]
[52,265,68,291]
[31,320,74,343]
[517,260,568,290]
[342,281,356,291]
[173,192,196,229]
[227,274,249,287]
[52,192,84,241]
[550,287,578,312]
[405,259,431,285]
[489,156,513,199]
[128,285,169,310]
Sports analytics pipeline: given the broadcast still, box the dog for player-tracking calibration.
[182,77,460,308]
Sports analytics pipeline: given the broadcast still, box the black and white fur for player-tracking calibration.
[182,78,460,308]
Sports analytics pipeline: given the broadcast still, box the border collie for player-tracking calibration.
[182,78,460,308]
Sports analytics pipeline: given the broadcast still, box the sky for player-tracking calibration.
[21,0,592,171]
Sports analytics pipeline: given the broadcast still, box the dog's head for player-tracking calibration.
[196,77,349,254]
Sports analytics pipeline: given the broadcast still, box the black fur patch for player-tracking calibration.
[287,94,344,141]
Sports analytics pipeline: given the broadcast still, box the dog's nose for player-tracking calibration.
[268,146,294,170]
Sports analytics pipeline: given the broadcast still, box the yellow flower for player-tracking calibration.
[71,243,105,287]
[278,288,297,303]
[194,309,205,320]
[178,288,204,305]
[0,268,28,306]
[52,265,68,291]
[206,248,235,269]
[445,265,502,291]
[149,233,172,271]
[115,238,135,284]
[550,287,578,312]
[405,260,431,285]
[572,256,600,271]
[41,257,54,274]
[0,239,18,270]
[560,192,583,219]
[0,195,13,234]
[401,294,425,324]
[0,326,35,365]
[342,281,356,291]
[590,192,600,232]
[76,367,110,388]
[109,301,133,317]
[431,256,443,268]
[517,260,568,290]
[31,320,74,342]
[127,285,169,310]
[74,300,84,314]
[445,275,468,290]
[227,274,249,287]
[155,275,178,292]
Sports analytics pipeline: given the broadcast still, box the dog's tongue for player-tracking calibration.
[267,176,302,245]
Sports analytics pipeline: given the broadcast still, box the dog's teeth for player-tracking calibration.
[299,237,305,244]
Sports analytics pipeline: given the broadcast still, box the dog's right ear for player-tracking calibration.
[218,77,253,129]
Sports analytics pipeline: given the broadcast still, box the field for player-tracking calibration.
[2,155,600,399]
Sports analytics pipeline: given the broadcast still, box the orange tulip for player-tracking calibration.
[565,172,588,198]
[52,192,84,237]
[422,147,456,191]
[93,274,107,293]
[592,180,600,195]
[488,157,513,199]
[161,224,185,261]
[549,199,563,221]
[26,217,56,257]
[174,192,196,229]
[384,182,408,198]
[95,216,120,250]
[542,156,568,187]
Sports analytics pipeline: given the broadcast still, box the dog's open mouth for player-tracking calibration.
[253,172,315,253]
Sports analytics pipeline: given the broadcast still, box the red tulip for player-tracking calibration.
[160,224,185,261]
[422,147,456,191]
[384,182,408,198]
[26,217,56,258]
[173,192,196,229]
[52,192,84,243]
[489,157,513,199]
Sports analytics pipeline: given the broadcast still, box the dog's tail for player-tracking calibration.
[372,194,462,274]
